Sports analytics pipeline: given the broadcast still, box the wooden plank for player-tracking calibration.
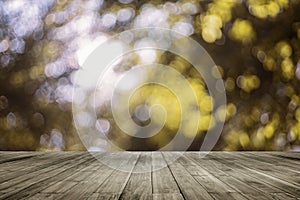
[55,153,124,200]
[26,193,64,200]
[59,152,140,200]
[270,193,298,200]
[209,192,248,200]
[86,193,119,200]
[1,153,95,200]
[247,152,300,172]
[120,152,152,200]
[0,152,52,174]
[208,152,300,198]
[186,153,276,199]
[0,154,38,164]
[269,152,300,159]
[163,152,214,200]
[241,152,300,171]
[0,153,85,189]
[152,193,184,200]
[152,152,181,194]
[36,155,101,195]
[201,154,285,193]
[174,153,249,200]
[93,153,140,196]
[225,153,300,191]
[0,152,83,183]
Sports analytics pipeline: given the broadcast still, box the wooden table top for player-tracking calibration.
[0,152,299,200]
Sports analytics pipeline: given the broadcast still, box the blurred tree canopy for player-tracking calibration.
[0,0,300,151]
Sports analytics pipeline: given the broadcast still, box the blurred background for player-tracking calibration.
[0,0,300,151]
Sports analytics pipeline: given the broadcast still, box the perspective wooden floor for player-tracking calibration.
[0,152,299,200]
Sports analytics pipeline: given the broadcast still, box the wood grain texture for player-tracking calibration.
[0,152,299,200]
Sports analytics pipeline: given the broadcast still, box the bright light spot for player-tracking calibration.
[55,84,73,103]
[172,22,194,36]
[84,0,103,10]
[134,104,150,122]
[117,8,135,23]
[229,19,256,44]
[3,0,25,13]
[101,13,117,29]
[96,119,110,133]
[75,14,96,34]
[296,61,300,80]
[9,38,25,53]
[257,50,266,62]
[0,40,9,53]
[134,6,169,28]
[45,61,66,78]
[49,129,65,150]
[88,146,105,152]
[260,113,269,124]
[163,2,179,14]
[202,27,222,43]
[137,49,157,63]
[119,0,133,4]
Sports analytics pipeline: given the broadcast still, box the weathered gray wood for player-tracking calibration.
[234,153,300,186]
[186,153,275,199]
[0,151,299,200]
[207,152,300,198]
[217,153,300,195]
[1,153,95,200]
[209,192,248,200]
[179,154,247,200]
[152,152,181,195]
[0,153,86,191]
[163,152,214,200]
[59,152,140,200]
[174,153,246,200]
[152,193,184,200]
[120,152,152,200]
[0,152,83,183]
[94,153,140,195]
